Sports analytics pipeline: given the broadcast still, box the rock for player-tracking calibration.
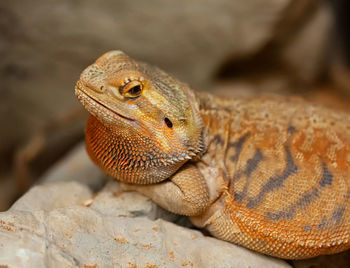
[0,169,290,267]
[281,2,333,84]
[39,142,106,191]
[10,181,92,212]
[215,1,333,94]
[3,136,350,267]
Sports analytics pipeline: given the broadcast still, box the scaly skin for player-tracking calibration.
[75,51,350,259]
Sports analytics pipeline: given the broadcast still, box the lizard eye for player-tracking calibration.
[120,80,143,99]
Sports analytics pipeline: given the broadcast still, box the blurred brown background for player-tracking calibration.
[0,0,350,211]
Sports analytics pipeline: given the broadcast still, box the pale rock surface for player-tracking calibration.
[0,145,291,268]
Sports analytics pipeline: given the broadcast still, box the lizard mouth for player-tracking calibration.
[75,84,135,123]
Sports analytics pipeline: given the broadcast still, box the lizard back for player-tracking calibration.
[197,92,350,258]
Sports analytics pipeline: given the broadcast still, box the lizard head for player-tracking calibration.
[75,50,206,184]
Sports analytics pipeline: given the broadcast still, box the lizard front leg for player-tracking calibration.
[121,164,210,216]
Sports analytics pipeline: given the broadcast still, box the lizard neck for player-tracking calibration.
[85,115,204,184]
[195,90,241,165]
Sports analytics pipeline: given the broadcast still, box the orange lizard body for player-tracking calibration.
[75,51,350,259]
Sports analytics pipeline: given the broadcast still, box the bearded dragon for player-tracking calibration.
[75,50,350,259]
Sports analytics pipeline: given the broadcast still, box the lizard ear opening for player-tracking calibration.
[164,117,173,128]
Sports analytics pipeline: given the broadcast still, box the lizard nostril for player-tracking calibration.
[164,118,173,128]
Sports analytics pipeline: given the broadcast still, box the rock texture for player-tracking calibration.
[0,144,291,268]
